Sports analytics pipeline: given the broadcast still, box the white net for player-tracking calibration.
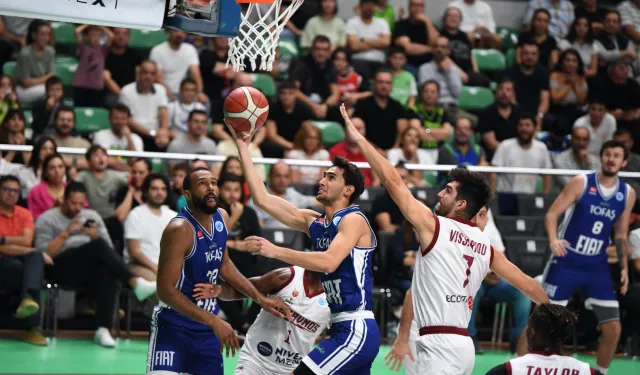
[227,0,304,72]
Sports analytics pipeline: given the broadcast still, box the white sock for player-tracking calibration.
[595,365,607,375]
[94,327,116,347]
[134,277,157,301]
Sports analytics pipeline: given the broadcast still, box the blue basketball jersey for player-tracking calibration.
[156,207,228,331]
[557,173,628,267]
[308,206,376,314]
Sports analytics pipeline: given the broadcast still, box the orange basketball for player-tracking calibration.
[223,86,269,136]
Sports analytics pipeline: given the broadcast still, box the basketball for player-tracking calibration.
[223,86,270,136]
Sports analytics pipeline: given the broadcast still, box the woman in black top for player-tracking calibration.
[518,8,560,69]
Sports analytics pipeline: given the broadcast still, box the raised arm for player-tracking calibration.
[614,186,635,295]
[340,105,436,237]
[231,126,319,234]
[545,175,584,256]
[490,249,550,305]
[196,267,294,301]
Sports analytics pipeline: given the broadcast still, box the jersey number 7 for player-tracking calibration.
[462,255,474,287]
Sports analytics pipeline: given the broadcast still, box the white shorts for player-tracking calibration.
[234,355,286,375]
[404,321,419,375]
[415,334,475,375]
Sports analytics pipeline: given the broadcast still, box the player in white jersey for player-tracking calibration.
[340,104,550,374]
[194,266,331,375]
[485,304,602,375]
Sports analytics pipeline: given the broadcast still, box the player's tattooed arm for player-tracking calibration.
[614,186,635,295]
[195,267,294,301]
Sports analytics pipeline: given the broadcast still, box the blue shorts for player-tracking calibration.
[542,259,618,309]
[147,318,223,375]
[302,318,380,375]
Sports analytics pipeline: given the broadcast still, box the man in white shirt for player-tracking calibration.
[573,99,617,156]
[119,60,170,152]
[491,113,553,194]
[167,78,207,136]
[124,173,176,281]
[449,0,501,49]
[92,104,144,172]
[346,0,391,79]
[149,29,207,103]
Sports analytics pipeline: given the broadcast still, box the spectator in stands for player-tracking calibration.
[346,0,391,80]
[518,9,560,69]
[168,162,188,211]
[392,0,438,74]
[92,104,144,172]
[167,109,216,169]
[559,17,601,78]
[618,1,640,52]
[386,127,431,187]
[408,80,453,152]
[612,128,640,192]
[387,217,417,295]
[524,1,574,40]
[13,20,54,104]
[449,0,501,49]
[0,17,27,69]
[552,126,600,191]
[628,223,640,273]
[332,47,371,112]
[72,25,113,108]
[0,75,21,124]
[592,59,640,121]
[50,106,90,172]
[328,117,375,186]
[30,76,63,139]
[119,60,170,152]
[596,10,637,75]
[286,123,329,185]
[124,173,175,282]
[104,28,142,108]
[491,113,553,194]
[27,153,66,219]
[0,175,49,345]
[353,69,409,150]
[199,37,231,108]
[167,78,207,136]
[291,36,340,120]
[549,49,589,135]
[438,116,488,167]
[0,110,30,165]
[114,158,151,224]
[537,120,572,155]
[372,0,399,31]
[248,162,318,228]
[34,182,156,347]
[575,0,606,33]
[478,78,521,159]
[573,98,616,155]
[150,29,207,103]
[263,81,314,158]
[217,173,262,333]
[18,136,56,198]
[439,6,491,88]
[507,42,550,130]
[371,162,411,233]
[417,37,462,117]
[300,0,346,50]
[75,145,128,251]
[388,47,417,107]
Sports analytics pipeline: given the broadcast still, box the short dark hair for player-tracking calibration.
[331,156,365,205]
[188,109,208,122]
[183,167,211,192]
[85,145,107,161]
[447,167,492,220]
[172,162,190,175]
[132,158,152,172]
[375,68,394,79]
[518,112,537,125]
[180,78,197,89]
[421,79,440,93]
[0,174,20,187]
[360,0,375,4]
[141,173,170,202]
[388,46,406,57]
[600,140,629,161]
[527,304,578,354]
[604,9,621,21]
[219,172,244,187]
[55,106,75,122]
[496,77,515,90]
[588,96,607,106]
[278,80,297,92]
[45,76,63,91]
[64,181,87,199]
[312,35,331,48]
[110,103,131,117]
[331,47,351,64]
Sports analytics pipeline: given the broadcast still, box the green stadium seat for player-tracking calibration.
[472,49,506,72]
[151,158,167,174]
[505,48,516,67]
[129,29,168,50]
[249,73,277,98]
[51,22,76,45]
[458,86,494,111]
[56,55,79,65]
[312,121,345,147]
[278,39,299,59]
[2,61,16,78]
[56,61,78,86]
[74,107,110,133]
[497,26,520,51]
[23,110,33,128]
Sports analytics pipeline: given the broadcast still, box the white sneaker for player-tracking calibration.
[94,327,116,348]
[134,277,157,301]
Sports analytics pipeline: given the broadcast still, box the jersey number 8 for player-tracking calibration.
[592,221,603,235]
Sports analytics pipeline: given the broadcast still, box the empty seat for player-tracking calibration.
[494,215,545,237]
[278,39,299,59]
[355,186,386,215]
[472,49,506,72]
[504,236,550,277]
[74,107,110,134]
[458,86,494,111]
[128,29,168,50]
[517,194,557,216]
[51,22,76,45]
[505,48,516,67]
[374,231,395,284]
[312,121,345,147]
[2,61,16,77]
[56,60,78,86]
[249,73,276,98]
[496,27,519,51]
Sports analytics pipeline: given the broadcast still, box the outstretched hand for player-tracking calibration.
[339,103,364,144]
[224,119,253,145]
[245,236,280,258]
[385,338,415,372]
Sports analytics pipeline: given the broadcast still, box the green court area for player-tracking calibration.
[0,338,638,374]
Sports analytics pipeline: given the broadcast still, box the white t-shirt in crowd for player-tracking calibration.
[149,41,200,94]
[119,83,169,131]
[573,113,617,156]
[285,149,330,185]
[167,100,207,134]
[628,227,640,261]
[345,16,390,63]
[124,204,177,264]
[449,0,497,34]
[491,138,553,194]
[93,129,144,152]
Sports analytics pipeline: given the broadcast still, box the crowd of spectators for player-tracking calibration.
[0,0,640,355]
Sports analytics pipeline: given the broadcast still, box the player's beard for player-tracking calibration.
[601,166,619,177]
[435,201,454,216]
[192,193,218,215]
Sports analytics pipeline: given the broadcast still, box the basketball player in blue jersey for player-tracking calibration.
[231,129,380,375]
[148,167,291,375]
[541,140,635,375]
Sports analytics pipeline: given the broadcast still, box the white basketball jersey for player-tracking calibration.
[507,353,594,375]
[238,267,331,374]
[413,215,493,330]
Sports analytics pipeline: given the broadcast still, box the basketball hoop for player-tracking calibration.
[227,0,304,72]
